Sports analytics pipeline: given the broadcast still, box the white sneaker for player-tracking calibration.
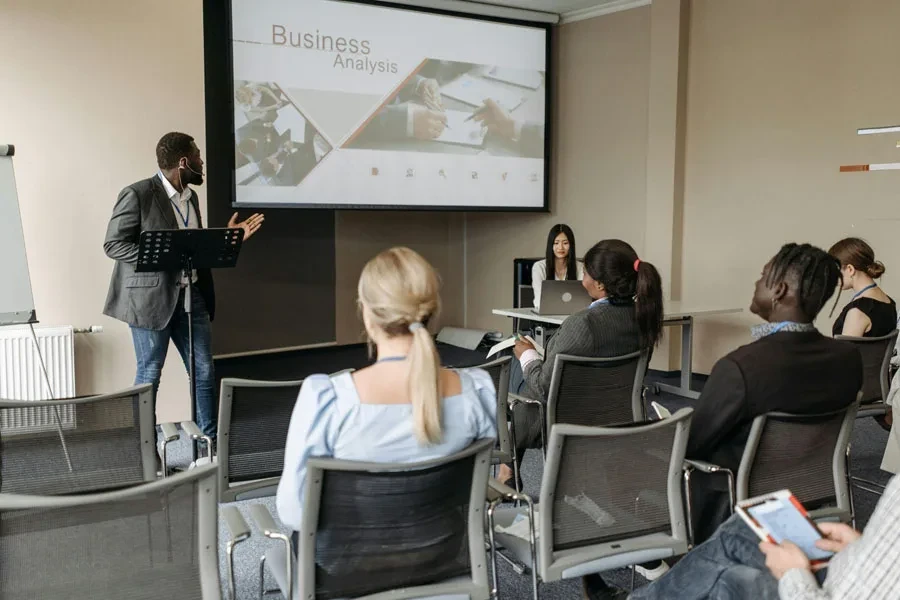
[635,561,670,581]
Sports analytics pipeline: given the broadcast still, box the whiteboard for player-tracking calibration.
[0,146,36,325]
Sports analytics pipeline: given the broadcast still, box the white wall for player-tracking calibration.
[0,0,207,421]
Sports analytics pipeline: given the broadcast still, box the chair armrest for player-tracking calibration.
[684,459,732,474]
[159,422,179,443]
[488,479,533,505]
[223,506,251,542]
[508,393,542,407]
[181,420,203,439]
[249,504,284,539]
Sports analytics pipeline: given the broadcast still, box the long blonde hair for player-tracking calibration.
[358,247,442,444]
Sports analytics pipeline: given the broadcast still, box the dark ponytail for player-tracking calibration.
[634,260,664,349]
[583,239,665,349]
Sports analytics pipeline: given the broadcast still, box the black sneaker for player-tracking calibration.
[582,575,629,600]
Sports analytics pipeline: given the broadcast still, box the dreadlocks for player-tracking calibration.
[766,243,842,321]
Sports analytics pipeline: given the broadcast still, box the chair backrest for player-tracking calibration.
[218,377,304,502]
[471,357,512,458]
[0,384,155,495]
[0,463,221,599]
[547,350,649,429]
[298,438,494,600]
[539,409,693,577]
[736,403,858,519]
[836,331,898,404]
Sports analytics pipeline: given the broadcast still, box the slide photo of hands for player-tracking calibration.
[234,81,333,187]
[344,59,546,159]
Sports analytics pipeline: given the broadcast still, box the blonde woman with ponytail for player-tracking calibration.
[276,247,497,533]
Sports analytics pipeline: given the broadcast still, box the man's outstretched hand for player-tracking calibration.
[228,212,265,241]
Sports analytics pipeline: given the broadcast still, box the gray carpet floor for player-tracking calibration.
[161,376,893,600]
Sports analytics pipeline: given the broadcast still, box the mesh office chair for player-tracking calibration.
[829,333,894,497]
[217,378,305,502]
[547,351,650,428]
[0,463,240,599]
[489,409,693,600]
[836,331,897,418]
[472,356,519,494]
[251,438,494,600]
[0,384,156,495]
[514,351,650,457]
[685,404,858,538]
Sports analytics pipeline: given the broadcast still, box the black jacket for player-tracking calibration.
[687,330,863,472]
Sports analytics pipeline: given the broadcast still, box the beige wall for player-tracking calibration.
[464,6,652,333]
[682,0,900,371]
[465,0,900,374]
[0,0,206,421]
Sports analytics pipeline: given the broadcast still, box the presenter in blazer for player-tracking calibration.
[103,132,264,440]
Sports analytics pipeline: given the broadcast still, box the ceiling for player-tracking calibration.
[475,0,649,21]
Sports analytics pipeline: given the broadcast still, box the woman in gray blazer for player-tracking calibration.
[500,239,665,480]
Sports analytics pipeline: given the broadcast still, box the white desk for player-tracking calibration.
[492,303,743,399]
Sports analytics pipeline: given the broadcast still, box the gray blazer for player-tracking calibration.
[523,302,643,400]
[102,175,215,330]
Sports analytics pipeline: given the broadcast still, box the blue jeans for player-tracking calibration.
[129,289,217,438]
[629,515,824,600]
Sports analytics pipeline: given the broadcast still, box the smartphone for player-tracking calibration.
[735,490,833,565]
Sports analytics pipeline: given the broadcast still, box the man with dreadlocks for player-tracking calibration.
[686,243,862,543]
[584,244,865,600]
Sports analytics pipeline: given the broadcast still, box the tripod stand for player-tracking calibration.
[137,227,244,460]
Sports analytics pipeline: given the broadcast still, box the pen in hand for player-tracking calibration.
[463,104,490,123]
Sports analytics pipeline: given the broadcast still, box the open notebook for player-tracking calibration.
[435,110,487,147]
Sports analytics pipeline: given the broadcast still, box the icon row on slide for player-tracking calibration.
[371,167,540,182]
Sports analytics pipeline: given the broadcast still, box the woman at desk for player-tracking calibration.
[531,224,584,310]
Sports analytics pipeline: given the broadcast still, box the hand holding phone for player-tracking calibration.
[736,490,834,565]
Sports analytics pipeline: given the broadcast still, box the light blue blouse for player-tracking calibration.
[275,368,498,531]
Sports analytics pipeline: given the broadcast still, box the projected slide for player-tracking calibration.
[230,0,548,209]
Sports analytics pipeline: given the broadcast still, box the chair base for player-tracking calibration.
[491,506,686,583]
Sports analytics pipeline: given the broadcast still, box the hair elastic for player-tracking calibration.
[408,322,425,333]
[633,259,641,272]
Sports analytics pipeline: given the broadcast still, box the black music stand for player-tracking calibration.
[136,228,244,460]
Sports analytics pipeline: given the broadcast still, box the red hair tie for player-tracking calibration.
[634,259,641,272]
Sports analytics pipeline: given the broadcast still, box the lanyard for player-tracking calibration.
[170,197,191,228]
[852,283,877,301]
[770,321,798,334]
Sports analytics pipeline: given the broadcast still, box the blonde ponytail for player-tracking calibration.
[357,247,444,445]
[408,323,442,444]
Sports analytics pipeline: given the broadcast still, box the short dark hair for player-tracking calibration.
[767,243,842,321]
[544,224,578,280]
[156,132,195,170]
[583,239,664,348]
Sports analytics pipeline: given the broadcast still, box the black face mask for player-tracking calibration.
[179,158,204,186]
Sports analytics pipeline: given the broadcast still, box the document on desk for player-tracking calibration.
[435,110,486,147]
[440,74,525,112]
[484,67,543,90]
[486,335,544,359]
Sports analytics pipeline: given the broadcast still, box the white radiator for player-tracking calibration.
[0,325,76,433]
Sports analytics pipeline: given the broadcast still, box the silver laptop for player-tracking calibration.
[533,280,592,315]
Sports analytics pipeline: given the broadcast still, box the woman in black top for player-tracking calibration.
[829,238,897,337]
